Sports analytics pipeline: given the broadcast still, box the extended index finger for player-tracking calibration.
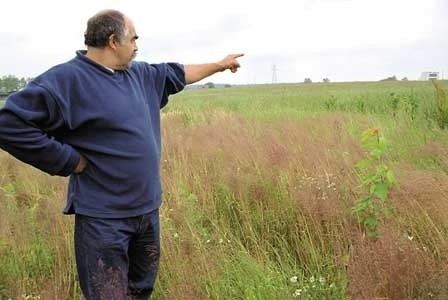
[232,53,245,59]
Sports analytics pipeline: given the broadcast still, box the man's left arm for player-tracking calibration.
[184,54,244,84]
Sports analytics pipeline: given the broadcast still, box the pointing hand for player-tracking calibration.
[219,54,244,73]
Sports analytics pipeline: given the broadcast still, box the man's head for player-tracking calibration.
[84,10,139,70]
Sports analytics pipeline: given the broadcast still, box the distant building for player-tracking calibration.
[420,72,440,80]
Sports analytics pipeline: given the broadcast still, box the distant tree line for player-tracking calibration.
[303,78,330,84]
[0,75,32,95]
[203,82,232,89]
[380,76,408,82]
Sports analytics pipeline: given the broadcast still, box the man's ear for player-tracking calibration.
[108,34,119,49]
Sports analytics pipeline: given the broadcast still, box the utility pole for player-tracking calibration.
[272,64,278,84]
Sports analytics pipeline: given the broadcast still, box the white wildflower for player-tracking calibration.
[309,276,315,283]
[293,289,302,297]
[290,276,298,283]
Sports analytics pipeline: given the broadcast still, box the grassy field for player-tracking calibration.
[1,80,448,299]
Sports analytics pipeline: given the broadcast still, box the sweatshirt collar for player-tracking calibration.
[76,50,116,75]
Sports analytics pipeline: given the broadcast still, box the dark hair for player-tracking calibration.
[84,10,126,48]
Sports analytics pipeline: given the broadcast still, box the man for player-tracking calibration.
[0,9,243,299]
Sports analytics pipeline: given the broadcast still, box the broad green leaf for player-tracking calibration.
[378,137,388,152]
[375,183,388,201]
[386,170,396,185]
[355,159,373,169]
[370,149,383,159]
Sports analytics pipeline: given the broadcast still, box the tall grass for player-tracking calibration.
[1,81,448,299]
[432,80,448,129]
[0,154,81,299]
[170,81,438,122]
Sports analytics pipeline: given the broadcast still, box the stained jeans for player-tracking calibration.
[74,209,160,300]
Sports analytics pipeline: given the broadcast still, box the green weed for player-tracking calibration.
[353,128,397,238]
[432,80,448,129]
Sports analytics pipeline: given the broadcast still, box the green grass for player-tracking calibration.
[1,80,448,299]
[167,81,448,169]
[168,81,438,121]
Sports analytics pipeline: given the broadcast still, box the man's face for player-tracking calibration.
[114,17,138,70]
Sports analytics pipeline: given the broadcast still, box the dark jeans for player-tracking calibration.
[74,209,160,300]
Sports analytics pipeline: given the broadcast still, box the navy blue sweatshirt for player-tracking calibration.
[0,51,185,218]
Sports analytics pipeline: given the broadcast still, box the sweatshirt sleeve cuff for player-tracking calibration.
[57,147,81,177]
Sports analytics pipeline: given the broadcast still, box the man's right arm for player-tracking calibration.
[184,54,244,84]
[0,82,82,176]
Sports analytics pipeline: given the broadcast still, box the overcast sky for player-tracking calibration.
[1,0,447,84]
